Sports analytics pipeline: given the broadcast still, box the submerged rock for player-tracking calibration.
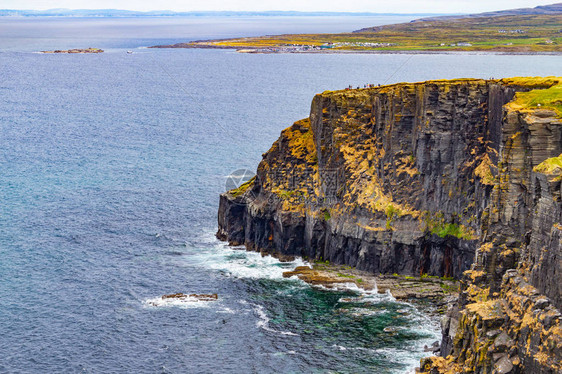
[161,293,218,301]
[383,326,398,333]
[146,293,220,306]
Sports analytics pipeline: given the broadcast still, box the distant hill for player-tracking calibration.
[356,2,562,32]
[419,2,562,21]
[0,9,445,18]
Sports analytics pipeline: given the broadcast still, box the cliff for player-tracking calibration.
[217,77,562,373]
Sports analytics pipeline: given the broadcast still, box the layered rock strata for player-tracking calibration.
[217,77,562,373]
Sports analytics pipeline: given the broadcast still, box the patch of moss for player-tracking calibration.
[385,204,402,230]
[432,223,465,239]
[421,211,476,240]
[440,283,453,292]
[534,153,562,177]
[336,273,356,279]
[229,176,255,197]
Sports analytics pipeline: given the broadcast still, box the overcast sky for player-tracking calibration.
[1,0,555,13]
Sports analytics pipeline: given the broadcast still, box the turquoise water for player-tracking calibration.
[1,16,561,373]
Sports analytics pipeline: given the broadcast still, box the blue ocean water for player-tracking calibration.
[0,16,561,373]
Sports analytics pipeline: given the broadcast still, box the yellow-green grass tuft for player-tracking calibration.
[534,154,562,176]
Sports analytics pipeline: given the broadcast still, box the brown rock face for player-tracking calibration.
[217,77,562,373]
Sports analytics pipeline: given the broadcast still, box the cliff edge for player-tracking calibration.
[217,77,562,373]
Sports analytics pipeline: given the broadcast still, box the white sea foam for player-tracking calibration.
[216,307,236,314]
[253,304,298,337]
[143,295,215,309]
[191,233,309,280]
[327,342,440,374]
[207,250,308,280]
[193,230,440,371]
[345,307,389,317]
[332,286,440,374]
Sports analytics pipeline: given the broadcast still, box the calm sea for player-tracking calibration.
[0,16,561,374]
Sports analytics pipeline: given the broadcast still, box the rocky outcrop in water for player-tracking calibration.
[40,48,104,54]
[217,77,562,373]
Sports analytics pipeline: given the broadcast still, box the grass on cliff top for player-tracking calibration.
[229,176,255,197]
[503,77,562,117]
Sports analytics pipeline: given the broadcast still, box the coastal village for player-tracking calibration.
[237,27,557,53]
[243,40,476,52]
[243,41,397,53]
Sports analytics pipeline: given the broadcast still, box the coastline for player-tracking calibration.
[235,49,562,55]
[149,44,562,55]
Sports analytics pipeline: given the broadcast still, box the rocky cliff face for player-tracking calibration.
[217,77,562,373]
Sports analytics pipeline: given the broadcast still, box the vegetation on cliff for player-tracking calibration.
[504,77,562,117]
[229,176,255,197]
[534,153,562,176]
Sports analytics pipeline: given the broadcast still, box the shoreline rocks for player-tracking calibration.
[282,261,459,303]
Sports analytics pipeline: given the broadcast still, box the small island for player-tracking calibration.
[41,47,103,54]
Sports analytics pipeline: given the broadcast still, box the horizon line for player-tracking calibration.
[0,8,457,15]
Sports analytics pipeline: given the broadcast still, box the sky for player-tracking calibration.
[0,0,555,13]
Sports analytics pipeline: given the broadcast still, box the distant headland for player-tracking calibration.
[151,3,562,54]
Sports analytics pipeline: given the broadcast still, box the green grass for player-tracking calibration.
[422,211,476,240]
[441,283,459,292]
[509,82,562,117]
[336,273,356,279]
[534,154,562,176]
[432,223,466,239]
[229,176,255,197]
